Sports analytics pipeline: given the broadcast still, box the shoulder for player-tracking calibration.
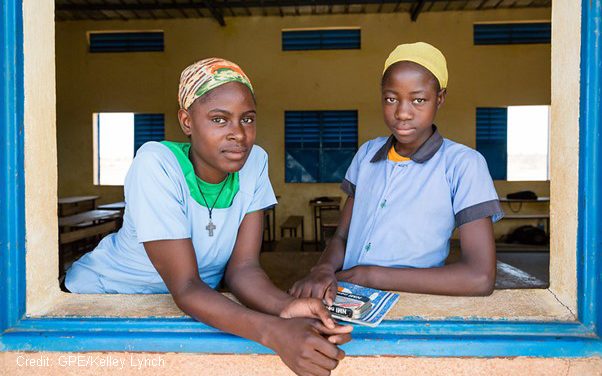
[442,138,487,167]
[242,145,269,172]
[134,141,177,165]
[356,136,389,161]
[441,139,490,184]
[239,145,269,180]
[127,142,181,182]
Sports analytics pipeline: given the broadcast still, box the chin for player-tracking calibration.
[222,158,248,173]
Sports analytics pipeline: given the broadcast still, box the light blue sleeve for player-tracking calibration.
[450,150,504,227]
[124,148,191,243]
[246,150,278,213]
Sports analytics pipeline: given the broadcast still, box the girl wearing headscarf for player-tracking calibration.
[66,58,351,376]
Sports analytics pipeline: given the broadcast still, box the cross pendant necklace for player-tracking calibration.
[196,173,229,237]
[206,221,216,237]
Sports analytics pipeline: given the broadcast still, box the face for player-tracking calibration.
[178,81,256,183]
[381,61,446,154]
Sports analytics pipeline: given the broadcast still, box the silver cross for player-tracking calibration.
[206,220,216,237]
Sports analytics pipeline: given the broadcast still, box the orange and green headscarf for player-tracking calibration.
[178,58,254,110]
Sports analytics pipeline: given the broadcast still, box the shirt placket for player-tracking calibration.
[359,161,410,262]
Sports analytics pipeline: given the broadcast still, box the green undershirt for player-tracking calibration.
[161,141,239,209]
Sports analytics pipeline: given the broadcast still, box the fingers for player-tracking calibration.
[310,334,346,361]
[308,299,335,329]
[311,283,328,302]
[289,281,302,298]
[327,333,352,345]
[324,283,337,306]
[311,321,354,336]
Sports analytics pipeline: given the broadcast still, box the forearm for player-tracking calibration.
[226,264,294,315]
[364,262,495,296]
[315,236,346,273]
[174,279,280,347]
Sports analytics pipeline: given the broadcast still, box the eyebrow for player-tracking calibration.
[208,109,256,115]
[382,89,428,95]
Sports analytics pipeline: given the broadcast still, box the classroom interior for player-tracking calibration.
[54,0,552,293]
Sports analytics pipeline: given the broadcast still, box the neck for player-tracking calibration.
[394,128,434,157]
[188,149,228,184]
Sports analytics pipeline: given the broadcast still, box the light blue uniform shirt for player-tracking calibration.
[341,127,504,270]
[65,142,277,293]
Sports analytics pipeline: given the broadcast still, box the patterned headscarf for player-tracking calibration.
[178,58,254,110]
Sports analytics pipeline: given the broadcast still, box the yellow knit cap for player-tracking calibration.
[383,42,448,89]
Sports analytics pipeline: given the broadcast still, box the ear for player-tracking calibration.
[178,108,193,137]
[436,88,447,109]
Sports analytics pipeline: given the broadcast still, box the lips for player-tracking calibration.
[222,147,249,160]
[394,127,416,136]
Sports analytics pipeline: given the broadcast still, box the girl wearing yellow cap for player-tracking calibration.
[66,58,351,375]
[291,42,504,303]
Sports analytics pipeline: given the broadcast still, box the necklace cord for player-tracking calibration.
[197,174,229,219]
[189,149,229,220]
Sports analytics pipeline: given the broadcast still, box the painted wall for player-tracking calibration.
[2,352,602,375]
[55,9,551,240]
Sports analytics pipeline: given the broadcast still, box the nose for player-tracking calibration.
[227,121,246,142]
[395,100,413,121]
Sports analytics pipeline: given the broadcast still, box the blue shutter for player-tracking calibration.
[476,107,507,180]
[89,31,164,53]
[474,22,551,45]
[285,110,357,183]
[282,29,360,51]
[134,114,164,154]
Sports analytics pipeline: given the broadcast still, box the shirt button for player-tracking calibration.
[365,243,371,252]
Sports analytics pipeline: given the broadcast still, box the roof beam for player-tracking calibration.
[56,0,510,14]
[410,0,426,21]
[199,0,226,25]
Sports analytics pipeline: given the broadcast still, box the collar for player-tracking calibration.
[370,125,443,164]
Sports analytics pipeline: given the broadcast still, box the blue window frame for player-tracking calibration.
[476,107,508,180]
[134,113,165,153]
[1,0,601,357]
[285,110,358,183]
[89,31,164,53]
[282,28,361,51]
[474,22,551,45]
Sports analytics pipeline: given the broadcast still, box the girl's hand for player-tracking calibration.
[335,266,374,286]
[280,298,353,345]
[289,264,339,305]
[265,317,350,376]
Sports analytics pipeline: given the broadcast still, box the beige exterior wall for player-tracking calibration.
[55,8,552,240]
[23,0,61,311]
[17,0,594,372]
[2,352,602,375]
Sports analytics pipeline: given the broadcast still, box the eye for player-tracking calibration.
[384,97,398,104]
[211,117,227,124]
[413,98,426,104]
[241,116,255,125]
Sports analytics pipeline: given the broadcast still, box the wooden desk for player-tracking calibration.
[309,197,341,247]
[58,195,99,216]
[97,201,126,212]
[263,195,280,243]
[499,197,550,236]
[320,210,340,247]
[59,209,121,228]
[58,209,121,277]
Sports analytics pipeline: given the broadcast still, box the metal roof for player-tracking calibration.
[55,0,552,25]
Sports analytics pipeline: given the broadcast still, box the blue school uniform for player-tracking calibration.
[340,126,504,270]
[65,142,277,293]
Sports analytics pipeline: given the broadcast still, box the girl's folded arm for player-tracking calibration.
[337,216,496,296]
